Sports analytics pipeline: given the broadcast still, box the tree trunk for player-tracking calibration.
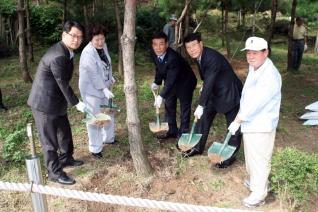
[267,0,277,57]
[225,3,231,59]
[114,0,124,76]
[18,0,32,83]
[62,0,66,27]
[252,2,257,36]
[184,7,190,36]
[221,6,224,47]
[193,0,215,33]
[25,0,34,62]
[287,0,297,71]
[83,4,89,28]
[242,11,246,30]
[121,0,153,177]
[314,15,318,54]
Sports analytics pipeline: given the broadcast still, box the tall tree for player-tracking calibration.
[287,0,297,71]
[83,4,89,28]
[121,0,153,177]
[17,0,32,83]
[114,0,123,76]
[267,0,278,57]
[62,0,66,27]
[25,0,34,62]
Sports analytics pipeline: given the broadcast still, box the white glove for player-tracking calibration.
[194,105,204,119]
[151,83,158,90]
[154,95,163,108]
[110,77,116,84]
[75,101,86,113]
[103,88,114,98]
[304,44,308,52]
[228,121,241,135]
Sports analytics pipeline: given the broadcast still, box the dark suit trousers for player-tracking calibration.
[31,108,75,180]
[292,39,304,70]
[194,98,242,158]
[164,92,193,138]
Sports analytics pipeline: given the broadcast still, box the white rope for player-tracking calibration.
[0,181,263,212]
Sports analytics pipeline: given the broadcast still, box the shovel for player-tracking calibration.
[208,131,236,163]
[149,86,169,133]
[82,107,111,126]
[178,115,202,151]
[100,85,120,115]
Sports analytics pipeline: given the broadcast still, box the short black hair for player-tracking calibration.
[183,32,202,46]
[63,21,85,36]
[296,16,303,22]
[86,23,108,41]
[151,32,168,43]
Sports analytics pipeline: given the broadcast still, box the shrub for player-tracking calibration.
[270,147,318,211]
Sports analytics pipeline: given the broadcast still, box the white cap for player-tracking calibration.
[241,37,268,51]
[169,14,178,21]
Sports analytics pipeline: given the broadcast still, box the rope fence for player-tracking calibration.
[0,181,262,212]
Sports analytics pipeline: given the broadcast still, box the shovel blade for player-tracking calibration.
[178,133,202,151]
[208,141,236,162]
[82,113,111,126]
[149,122,169,133]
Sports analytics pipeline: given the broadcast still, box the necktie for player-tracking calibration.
[158,57,163,63]
[197,59,201,71]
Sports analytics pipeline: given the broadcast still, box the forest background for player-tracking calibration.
[1,0,318,211]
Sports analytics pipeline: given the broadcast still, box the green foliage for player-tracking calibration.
[29,5,62,45]
[1,128,29,163]
[271,147,318,211]
[0,0,17,17]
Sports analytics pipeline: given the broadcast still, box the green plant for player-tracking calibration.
[270,147,318,211]
[1,128,29,163]
[210,179,224,190]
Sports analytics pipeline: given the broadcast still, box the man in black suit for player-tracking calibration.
[27,21,87,185]
[183,32,243,168]
[150,32,197,143]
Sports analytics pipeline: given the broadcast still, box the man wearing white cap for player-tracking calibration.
[228,37,282,207]
[163,14,178,48]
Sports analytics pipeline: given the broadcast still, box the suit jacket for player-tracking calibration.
[27,41,79,116]
[150,47,197,101]
[199,46,243,114]
[79,42,113,98]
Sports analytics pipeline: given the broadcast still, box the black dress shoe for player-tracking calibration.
[92,152,103,159]
[51,176,76,185]
[175,143,181,151]
[157,134,177,140]
[183,148,201,158]
[215,158,235,168]
[0,103,7,111]
[62,160,84,168]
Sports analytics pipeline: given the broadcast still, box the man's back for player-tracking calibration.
[163,23,175,48]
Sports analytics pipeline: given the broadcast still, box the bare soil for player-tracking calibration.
[1,58,318,212]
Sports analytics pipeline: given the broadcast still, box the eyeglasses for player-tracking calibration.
[185,42,199,50]
[67,33,83,41]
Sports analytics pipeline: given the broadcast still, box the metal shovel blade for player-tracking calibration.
[208,132,236,163]
[82,108,111,126]
[178,115,202,151]
[149,113,169,133]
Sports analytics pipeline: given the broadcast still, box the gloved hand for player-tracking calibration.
[75,101,86,113]
[228,121,241,135]
[151,83,158,90]
[103,88,114,98]
[154,95,163,108]
[110,76,116,84]
[194,105,204,119]
[304,44,308,52]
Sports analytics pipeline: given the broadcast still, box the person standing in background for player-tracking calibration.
[292,16,307,70]
[163,14,178,48]
[0,88,8,111]
[79,23,119,160]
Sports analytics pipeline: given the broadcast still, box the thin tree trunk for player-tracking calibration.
[18,0,32,83]
[121,0,153,177]
[225,3,231,59]
[314,15,318,54]
[62,0,66,27]
[25,0,34,62]
[193,0,216,32]
[267,0,277,57]
[114,0,123,76]
[7,18,14,47]
[252,2,257,36]
[184,7,190,36]
[83,4,89,28]
[222,6,224,47]
[287,0,297,71]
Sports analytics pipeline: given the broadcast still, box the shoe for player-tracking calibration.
[244,179,271,192]
[157,133,177,140]
[92,152,103,159]
[241,196,265,208]
[104,139,119,145]
[175,143,181,151]
[0,103,7,111]
[183,148,201,157]
[215,158,235,168]
[51,176,76,185]
[62,160,84,168]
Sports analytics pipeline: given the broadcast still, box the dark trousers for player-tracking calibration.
[164,92,193,139]
[31,108,75,180]
[292,39,304,70]
[194,98,242,159]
